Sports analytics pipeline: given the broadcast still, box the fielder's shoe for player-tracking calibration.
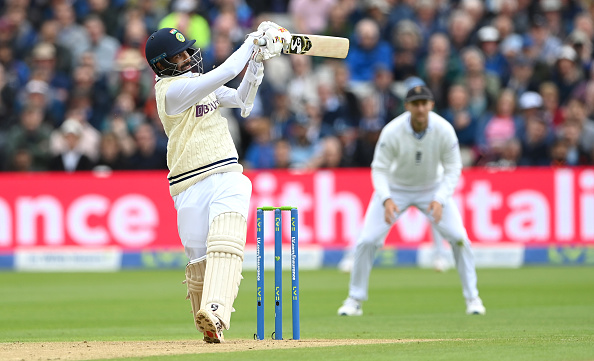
[337,297,363,316]
[196,309,225,343]
[465,297,486,315]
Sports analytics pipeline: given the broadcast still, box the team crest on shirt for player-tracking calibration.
[196,99,220,117]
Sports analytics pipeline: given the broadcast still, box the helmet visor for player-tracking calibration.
[158,48,203,77]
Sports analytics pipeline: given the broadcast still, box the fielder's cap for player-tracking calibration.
[405,85,434,102]
[519,91,543,110]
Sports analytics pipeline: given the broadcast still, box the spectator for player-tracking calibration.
[324,3,354,39]
[0,41,29,88]
[460,46,500,112]
[553,45,585,105]
[93,132,128,171]
[550,137,570,166]
[421,32,463,84]
[412,0,446,46]
[352,101,383,168]
[49,111,102,163]
[269,91,297,141]
[346,19,392,84]
[476,89,521,164]
[288,111,320,169]
[37,19,74,75]
[88,0,122,39]
[540,81,564,128]
[561,97,594,155]
[506,55,539,97]
[289,0,337,34]
[158,0,211,49]
[286,55,318,114]
[391,20,422,81]
[516,91,552,143]
[447,10,474,53]
[485,137,521,169]
[126,122,167,170]
[273,138,293,169]
[244,115,275,169]
[372,64,401,124]
[80,15,121,76]
[3,106,52,171]
[442,83,478,166]
[477,26,510,83]
[53,3,91,62]
[310,135,346,168]
[5,147,34,172]
[49,119,94,172]
[0,63,18,131]
[421,53,449,111]
[0,4,36,60]
[556,120,591,165]
[332,63,361,128]
[519,116,552,166]
[526,15,562,66]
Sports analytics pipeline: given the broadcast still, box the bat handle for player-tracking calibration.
[253,38,267,46]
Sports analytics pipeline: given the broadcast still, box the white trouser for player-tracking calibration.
[172,172,252,261]
[349,186,479,301]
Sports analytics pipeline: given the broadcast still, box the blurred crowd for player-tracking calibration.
[1,0,594,173]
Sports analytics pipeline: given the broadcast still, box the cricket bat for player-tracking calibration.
[255,34,350,59]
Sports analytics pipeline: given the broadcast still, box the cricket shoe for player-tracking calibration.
[465,297,486,315]
[337,297,363,316]
[196,309,225,343]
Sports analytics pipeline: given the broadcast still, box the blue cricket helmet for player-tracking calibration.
[145,28,203,77]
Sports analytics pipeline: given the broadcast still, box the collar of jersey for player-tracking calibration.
[406,112,433,135]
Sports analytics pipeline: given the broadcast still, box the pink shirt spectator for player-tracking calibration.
[485,116,515,150]
[289,0,337,34]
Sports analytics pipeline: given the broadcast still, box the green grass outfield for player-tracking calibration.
[1,267,593,360]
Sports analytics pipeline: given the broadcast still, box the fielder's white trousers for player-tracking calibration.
[172,172,252,261]
[349,186,480,302]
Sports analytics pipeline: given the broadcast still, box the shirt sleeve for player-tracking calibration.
[164,38,255,115]
[215,58,264,109]
[371,126,395,204]
[434,124,462,205]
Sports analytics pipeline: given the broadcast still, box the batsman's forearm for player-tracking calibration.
[237,61,264,117]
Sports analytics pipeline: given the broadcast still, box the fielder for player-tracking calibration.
[337,86,486,316]
[145,23,290,343]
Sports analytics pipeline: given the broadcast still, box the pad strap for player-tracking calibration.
[201,212,247,329]
[185,256,206,330]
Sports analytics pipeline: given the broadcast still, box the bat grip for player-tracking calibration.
[253,38,267,46]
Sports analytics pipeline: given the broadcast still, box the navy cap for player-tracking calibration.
[405,85,434,102]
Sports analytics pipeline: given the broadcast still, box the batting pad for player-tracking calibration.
[201,212,247,330]
[185,256,206,330]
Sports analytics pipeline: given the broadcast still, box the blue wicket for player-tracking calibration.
[255,206,300,341]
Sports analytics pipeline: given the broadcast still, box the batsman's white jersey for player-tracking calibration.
[155,40,262,260]
[348,111,480,302]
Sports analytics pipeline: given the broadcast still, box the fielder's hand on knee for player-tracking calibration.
[428,201,443,224]
[383,198,399,225]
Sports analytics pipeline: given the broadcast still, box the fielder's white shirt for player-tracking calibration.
[371,110,462,206]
